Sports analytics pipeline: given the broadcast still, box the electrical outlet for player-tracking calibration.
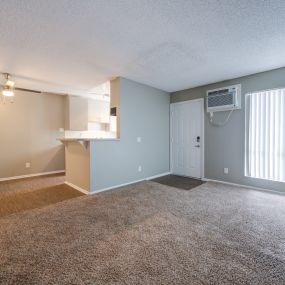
[25,162,31,168]
[224,168,229,174]
[138,165,142,172]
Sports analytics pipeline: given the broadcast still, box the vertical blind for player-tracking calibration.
[246,88,285,182]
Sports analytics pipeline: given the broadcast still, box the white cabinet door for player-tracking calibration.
[88,99,110,123]
[68,96,89,131]
[171,99,204,178]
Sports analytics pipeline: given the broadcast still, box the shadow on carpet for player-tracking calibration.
[0,184,84,218]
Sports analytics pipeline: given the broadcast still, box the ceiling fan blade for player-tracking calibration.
[15,87,41,94]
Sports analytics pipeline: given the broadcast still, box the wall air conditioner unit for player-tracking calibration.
[206,84,241,112]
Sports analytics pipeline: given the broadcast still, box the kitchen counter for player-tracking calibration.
[58,137,120,142]
[58,137,120,194]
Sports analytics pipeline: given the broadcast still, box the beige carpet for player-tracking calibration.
[0,174,83,218]
[0,181,285,284]
[0,173,65,194]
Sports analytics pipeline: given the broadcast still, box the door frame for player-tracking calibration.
[170,98,205,179]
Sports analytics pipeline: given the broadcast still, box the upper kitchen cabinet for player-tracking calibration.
[64,80,119,135]
[65,95,89,131]
[88,99,110,124]
[65,95,110,131]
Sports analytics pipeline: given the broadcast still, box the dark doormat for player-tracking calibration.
[152,175,204,190]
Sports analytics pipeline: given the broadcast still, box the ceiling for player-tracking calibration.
[0,0,285,95]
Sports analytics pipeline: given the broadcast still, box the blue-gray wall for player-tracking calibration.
[90,78,170,191]
[171,67,285,193]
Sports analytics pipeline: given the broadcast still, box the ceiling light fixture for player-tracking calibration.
[2,86,14,97]
[2,73,15,97]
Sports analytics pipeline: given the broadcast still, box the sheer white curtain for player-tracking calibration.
[246,88,285,182]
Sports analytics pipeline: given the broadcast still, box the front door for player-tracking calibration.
[171,99,204,178]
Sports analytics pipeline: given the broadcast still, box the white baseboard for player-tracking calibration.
[0,170,65,182]
[146,172,171,180]
[64,181,89,195]
[89,171,171,195]
[203,178,285,196]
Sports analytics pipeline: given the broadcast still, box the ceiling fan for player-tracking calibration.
[1,73,42,99]
[2,73,15,97]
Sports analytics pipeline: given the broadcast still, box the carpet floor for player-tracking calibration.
[0,174,83,218]
[0,181,284,284]
[0,173,65,194]
[152,174,204,190]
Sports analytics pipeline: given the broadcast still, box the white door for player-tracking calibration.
[171,99,204,178]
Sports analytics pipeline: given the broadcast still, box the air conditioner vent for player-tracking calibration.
[206,84,241,112]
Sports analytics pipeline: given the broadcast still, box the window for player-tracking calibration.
[245,88,285,182]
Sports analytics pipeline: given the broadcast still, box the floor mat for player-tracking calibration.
[152,174,204,190]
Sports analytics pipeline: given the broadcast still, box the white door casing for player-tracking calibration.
[170,99,204,179]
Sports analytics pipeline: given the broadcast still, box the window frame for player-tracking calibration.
[244,87,285,183]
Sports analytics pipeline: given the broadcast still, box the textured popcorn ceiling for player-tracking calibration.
[0,0,285,95]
